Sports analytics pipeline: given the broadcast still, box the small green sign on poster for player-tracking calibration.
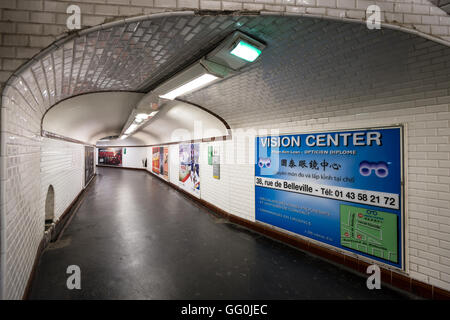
[124,148,127,154]
[340,204,398,263]
[208,146,213,165]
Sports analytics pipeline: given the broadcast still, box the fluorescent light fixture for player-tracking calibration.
[120,135,128,140]
[230,40,262,62]
[124,124,138,135]
[135,113,149,123]
[136,113,149,120]
[205,32,265,71]
[149,111,158,117]
[159,73,218,100]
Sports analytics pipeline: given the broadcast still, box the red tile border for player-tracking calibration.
[392,271,412,292]
[411,279,433,299]
[343,255,359,271]
[433,286,450,300]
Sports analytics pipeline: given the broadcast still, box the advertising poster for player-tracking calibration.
[152,146,169,180]
[84,146,95,186]
[212,146,220,180]
[255,127,404,268]
[152,147,160,174]
[98,148,122,166]
[179,143,200,197]
[163,147,169,180]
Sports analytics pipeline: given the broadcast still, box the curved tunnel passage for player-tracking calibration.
[30,167,412,300]
[1,10,450,300]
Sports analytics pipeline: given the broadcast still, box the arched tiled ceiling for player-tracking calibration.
[429,0,450,14]
[134,100,229,145]
[42,92,144,144]
[42,93,229,145]
[183,18,450,129]
[3,11,450,138]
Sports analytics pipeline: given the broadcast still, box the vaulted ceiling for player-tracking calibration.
[7,12,450,145]
[44,93,228,145]
[429,0,450,14]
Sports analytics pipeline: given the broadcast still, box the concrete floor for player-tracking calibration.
[29,167,415,300]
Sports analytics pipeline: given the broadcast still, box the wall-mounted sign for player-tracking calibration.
[98,148,122,166]
[255,127,404,269]
[179,143,200,197]
[84,146,95,186]
[152,146,169,180]
[212,146,220,180]
[163,147,169,180]
[152,147,160,174]
[84,146,95,185]
[208,146,213,165]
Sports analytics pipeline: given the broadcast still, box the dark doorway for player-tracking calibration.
[45,185,55,230]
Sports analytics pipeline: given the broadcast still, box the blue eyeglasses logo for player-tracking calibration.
[359,161,389,178]
[258,158,271,168]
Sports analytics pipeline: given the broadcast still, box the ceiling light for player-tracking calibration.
[159,73,219,100]
[135,113,149,120]
[124,124,138,135]
[205,31,265,71]
[121,31,264,139]
[230,40,262,62]
[120,135,128,140]
[152,60,229,101]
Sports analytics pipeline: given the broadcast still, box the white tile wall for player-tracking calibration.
[200,141,232,216]
[169,144,179,186]
[122,147,147,169]
[40,138,84,222]
[0,76,87,299]
[145,146,152,173]
[1,86,43,300]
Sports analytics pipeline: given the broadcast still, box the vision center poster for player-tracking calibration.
[255,127,404,268]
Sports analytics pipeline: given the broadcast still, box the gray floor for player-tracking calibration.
[29,167,415,299]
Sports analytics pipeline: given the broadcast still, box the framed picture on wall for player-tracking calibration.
[84,146,95,185]
[98,148,122,166]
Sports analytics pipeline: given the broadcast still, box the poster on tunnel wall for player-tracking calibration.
[179,143,200,197]
[84,146,95,186]
[98,148,122,166]
[152,147,160,174]
[255,126,404,269]
[163,147,169,180]
[152,146,169,180]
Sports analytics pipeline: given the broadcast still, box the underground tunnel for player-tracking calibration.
[1,0,450,306]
